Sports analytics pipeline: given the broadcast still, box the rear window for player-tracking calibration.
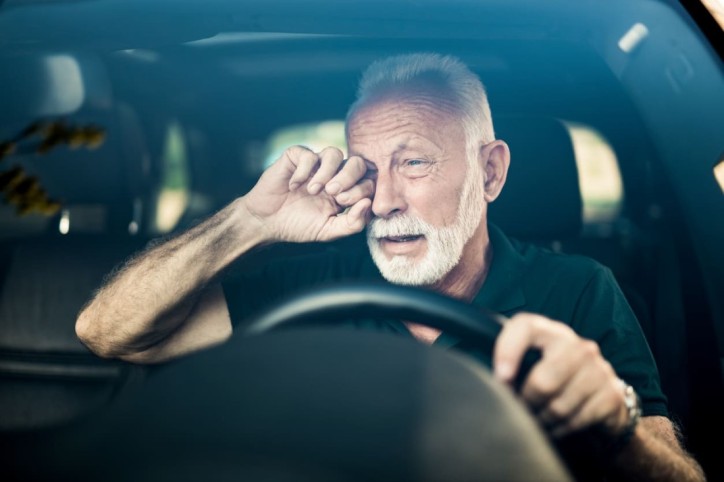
[565,122,624,226]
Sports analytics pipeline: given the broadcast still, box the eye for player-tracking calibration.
[400,158,433,178]
[405,159,429,168]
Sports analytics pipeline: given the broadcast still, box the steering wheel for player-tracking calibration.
[244,281,540,388]
[12,282,563,482]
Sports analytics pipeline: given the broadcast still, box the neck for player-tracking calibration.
[431,222,492,302]
[405,223,491,345]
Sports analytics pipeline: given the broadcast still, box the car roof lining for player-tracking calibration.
[0,0,687,50]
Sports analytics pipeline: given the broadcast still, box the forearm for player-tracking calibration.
[76,197,265,358]
[608,417,706,482]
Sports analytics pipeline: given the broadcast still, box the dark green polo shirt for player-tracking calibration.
[223,224,668,418]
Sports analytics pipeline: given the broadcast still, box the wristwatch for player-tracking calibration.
[609,379,642,452]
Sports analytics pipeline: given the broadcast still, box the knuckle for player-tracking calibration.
[302,151,320,165]
[335,191,353,204]
[608,383,623,404]
[320,146,343,158]
[287,144,312,157]
[542,317,573,337]
[527,372,558,399]
[580,339,601,359]
[346,155,366,172]
[507,312,534,328]
[547,400,568,419]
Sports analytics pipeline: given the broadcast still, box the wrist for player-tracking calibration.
[229,196,274,247]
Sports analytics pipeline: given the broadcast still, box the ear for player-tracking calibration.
[479,140,510,203]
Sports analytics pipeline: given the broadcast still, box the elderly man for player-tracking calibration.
[76,53,704,481]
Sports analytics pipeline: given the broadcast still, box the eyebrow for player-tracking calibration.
[395,136,444,155]
[351,135,444,168]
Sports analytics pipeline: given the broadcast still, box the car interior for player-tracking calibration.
[1,0,723,480]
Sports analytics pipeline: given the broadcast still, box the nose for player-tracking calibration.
[371,171,407,219]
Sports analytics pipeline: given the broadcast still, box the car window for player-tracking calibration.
[152,121,191,234]
[1,1,723,480]
[565,123,624,228]
[262,120,347,169]
[700,0,724,28]
[715,156,724,192]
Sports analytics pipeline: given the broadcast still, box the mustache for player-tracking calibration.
[367,214,431,238]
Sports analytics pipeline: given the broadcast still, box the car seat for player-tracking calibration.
[0,101,152,431]
[490,115,689,427]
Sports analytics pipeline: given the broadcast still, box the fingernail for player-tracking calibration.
[289,182,300,191]
[308,183,322,195]
[326,182,341,195]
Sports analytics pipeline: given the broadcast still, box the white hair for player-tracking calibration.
[346,52,495,164]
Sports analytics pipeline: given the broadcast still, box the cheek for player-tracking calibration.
[408,180,462,226]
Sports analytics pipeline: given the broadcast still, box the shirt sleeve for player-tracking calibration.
[222,246,333,329]
[570,265,669,418]
[221,256,286,329]
[221,237,380,329]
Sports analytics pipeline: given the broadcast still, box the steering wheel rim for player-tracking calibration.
[243,282,540,383]
[245,282,505,338]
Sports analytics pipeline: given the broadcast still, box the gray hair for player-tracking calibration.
[346,52,495,163]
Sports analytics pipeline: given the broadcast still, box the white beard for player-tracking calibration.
[366,163,485,286]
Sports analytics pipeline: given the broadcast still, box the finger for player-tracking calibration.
[284,146,320,190]
[494,313,556,383]
[535,351,606,427]
[334,179,375,207]
[521,337,597,408]
[307,147,344,195]
[325,156,367,196]
[324,198,372,239]
[549,376,626,438]
[493,315,535,384]
[494,314,578,385]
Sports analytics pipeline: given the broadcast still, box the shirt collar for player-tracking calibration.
[434,223,527,349]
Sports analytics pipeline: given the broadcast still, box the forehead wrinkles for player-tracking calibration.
[348,94,462,142]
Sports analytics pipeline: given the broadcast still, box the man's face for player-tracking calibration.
[347,93,485,285]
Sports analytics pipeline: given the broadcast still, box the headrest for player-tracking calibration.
[0,104,150,235]
[488,116,582,240]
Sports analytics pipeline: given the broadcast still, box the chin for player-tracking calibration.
[368,239,460,286]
